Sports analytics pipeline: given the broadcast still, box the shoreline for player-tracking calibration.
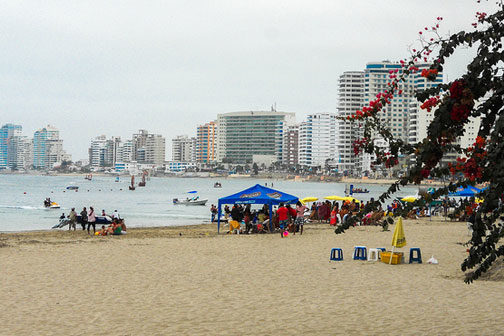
[0,171,447,187]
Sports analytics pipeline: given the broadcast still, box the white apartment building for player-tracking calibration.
[337,71,365,173]
[298,113,338,167]
[172,135,196,162]
[10,135,32,170]
[132,130,166,164]
[145,134,166,164]
[33,125,70,170]
[216,111,296,164]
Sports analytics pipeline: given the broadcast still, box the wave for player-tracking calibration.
[0,205,43,210]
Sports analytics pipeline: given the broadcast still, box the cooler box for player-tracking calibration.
[381,251,403,265]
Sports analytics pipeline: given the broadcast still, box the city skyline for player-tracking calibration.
[1,1,499,159]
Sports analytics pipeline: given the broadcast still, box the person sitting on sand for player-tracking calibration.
[99,225,108,236]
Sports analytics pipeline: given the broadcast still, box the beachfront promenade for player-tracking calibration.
[1,219,503,335]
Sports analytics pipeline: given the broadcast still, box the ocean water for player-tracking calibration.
[0,175,418,232]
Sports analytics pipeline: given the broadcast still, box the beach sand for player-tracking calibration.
[1,219,503,335]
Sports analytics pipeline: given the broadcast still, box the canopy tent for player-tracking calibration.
[449,185,482,197]
[217,184,299,233]
[300,197,318,204]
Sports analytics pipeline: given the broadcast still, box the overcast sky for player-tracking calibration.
[0,0,500,160]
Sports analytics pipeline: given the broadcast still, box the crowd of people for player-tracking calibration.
[210,202,308,236]
[58,207,125,235]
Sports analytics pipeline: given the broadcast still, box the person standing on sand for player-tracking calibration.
[210,204,218,222]
[68,208,77,231]
[79,207,88,230]
[87,206,96,234]
[294,201,307,235]
[276,203,289,236]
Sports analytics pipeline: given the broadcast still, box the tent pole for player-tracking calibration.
[217,203,222,234]
[269,204,273,232]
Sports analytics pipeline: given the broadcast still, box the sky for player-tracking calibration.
[0,0,500,160]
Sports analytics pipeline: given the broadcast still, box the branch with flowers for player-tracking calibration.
[335,2,504,283]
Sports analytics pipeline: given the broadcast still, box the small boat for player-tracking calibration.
[52,215,112,229]
[352,188,369,194]
[44,202,60,209]
[66,185,79,190]
[84,174,92,181]
[173,197,208,206]
[214,182,222,188]
[129,175,135,190]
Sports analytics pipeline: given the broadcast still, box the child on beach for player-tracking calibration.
[99,225,108,236]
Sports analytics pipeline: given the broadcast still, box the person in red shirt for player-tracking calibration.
[276,203,289,234]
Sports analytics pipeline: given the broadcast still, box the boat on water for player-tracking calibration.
[173,197,208,206]
[214,182,222,188]
[344,184,369,195]
[66,185,79,190]
[352,188,369,194]
[52,215,112,229]
[44,200,60,209]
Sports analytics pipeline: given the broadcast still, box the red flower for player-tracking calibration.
[450,104,470,122]
[449,80,465,100]
[420,169,431,178]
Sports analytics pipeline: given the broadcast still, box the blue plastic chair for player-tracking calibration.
[409,248,422,264]
[330,248,343,261]
[353,246,367,260]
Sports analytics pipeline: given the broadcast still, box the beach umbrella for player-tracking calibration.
[401,196,418,203]
[389,217,407,264]
[300,197,318,204]
[325,195,346,201]
[342,196,360,203]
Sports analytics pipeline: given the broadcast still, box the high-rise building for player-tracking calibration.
[336,61,444,173]
[172,135,196,162]
[282,124,299,166]
[145,134,166,164]
[33,125,69,170]
[89,135,120,168]
[298,113,338,167]
[337,71,365,173]
[132,130,165,164]
[216,111,295,164]
[196,121,217,163]
[12,136,33,170]
[0,123,22,169]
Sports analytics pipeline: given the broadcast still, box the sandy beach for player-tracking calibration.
[1,219,504,335]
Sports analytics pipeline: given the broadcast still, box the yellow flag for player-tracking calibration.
[391,217,406,248]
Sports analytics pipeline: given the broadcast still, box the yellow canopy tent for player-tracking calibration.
[300,197,318,204]
[401,196,418,203]
[389,217,406,264]
[324,195,346,201]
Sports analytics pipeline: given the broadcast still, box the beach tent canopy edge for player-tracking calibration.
[217,184,299,233]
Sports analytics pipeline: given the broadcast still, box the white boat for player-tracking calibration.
[173,197,208,206]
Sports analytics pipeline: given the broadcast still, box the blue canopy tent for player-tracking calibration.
[449,185,482,197]
[217,184,299,233]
